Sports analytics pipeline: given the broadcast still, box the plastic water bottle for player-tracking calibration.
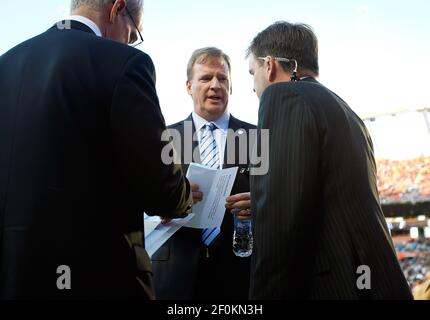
[233,213,253,257]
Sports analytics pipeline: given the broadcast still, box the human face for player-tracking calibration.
[248,54,270,99]
[105,1,143,45]
[187,56,231,122]
[124,7,144,47]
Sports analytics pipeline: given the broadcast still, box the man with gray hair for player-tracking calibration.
[0,0,192,299]
[68,0,144,45]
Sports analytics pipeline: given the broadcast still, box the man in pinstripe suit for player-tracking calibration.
[245,21,413,299]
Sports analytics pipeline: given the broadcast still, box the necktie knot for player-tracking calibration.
[204,122,217,132]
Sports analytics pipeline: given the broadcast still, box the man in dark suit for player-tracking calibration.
[244,21,413,299]
[151,47,256,300]
[0,0,192,299]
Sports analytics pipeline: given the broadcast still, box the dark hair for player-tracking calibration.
[246,21,319,75]
[187,47,232,81]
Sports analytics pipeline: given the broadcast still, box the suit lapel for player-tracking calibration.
[223,115,243,169]
[182,114,246,169]
[189,114,201,164]
[178,114,200,174]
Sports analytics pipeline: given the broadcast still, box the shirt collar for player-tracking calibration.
[68,15,102,37]
[192,112,230,132]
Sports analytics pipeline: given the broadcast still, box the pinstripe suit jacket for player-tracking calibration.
[249,78,413,300]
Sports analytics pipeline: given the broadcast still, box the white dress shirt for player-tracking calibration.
[192,112,231,168]
[67,15,102,37]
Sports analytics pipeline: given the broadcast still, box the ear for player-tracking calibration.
[186,80,193,96]
[267,58,277,82]
[228,73,233,95]
[109,0,126,23]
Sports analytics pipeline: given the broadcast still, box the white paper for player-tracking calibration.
[145,214,195,258]
[185,163,238,229]
[143,214,161,237]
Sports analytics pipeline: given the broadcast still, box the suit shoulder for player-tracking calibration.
[97,40,153,68]
[53,28,154,71]
[168,119,188,130]
[122,48,153,65]
[261,81,333,109]
[0,30,47,60]
[3,27,153,71]
[230,116,257,130]
[259,82,300,107]
[259,82,321,126]
[263,80,319,96]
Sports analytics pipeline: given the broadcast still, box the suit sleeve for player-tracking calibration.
[110,52,192,217]
[252,84,321,276]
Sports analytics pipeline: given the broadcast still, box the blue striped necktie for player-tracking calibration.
[200,122,221,247]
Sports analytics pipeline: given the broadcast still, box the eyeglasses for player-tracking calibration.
[257,56,298,72]
[124,6,144,47]
[111,1,144,47]
[257,56,299,82]
[257,56,290,63]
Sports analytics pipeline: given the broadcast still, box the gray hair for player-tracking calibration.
[70,0,143,19]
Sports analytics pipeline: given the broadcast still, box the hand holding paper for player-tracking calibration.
[191,183,203,204]
[144,214,195,258]
[185,163,238,229]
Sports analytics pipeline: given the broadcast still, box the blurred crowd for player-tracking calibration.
[377,156,430,204]
[394,239,430,299]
